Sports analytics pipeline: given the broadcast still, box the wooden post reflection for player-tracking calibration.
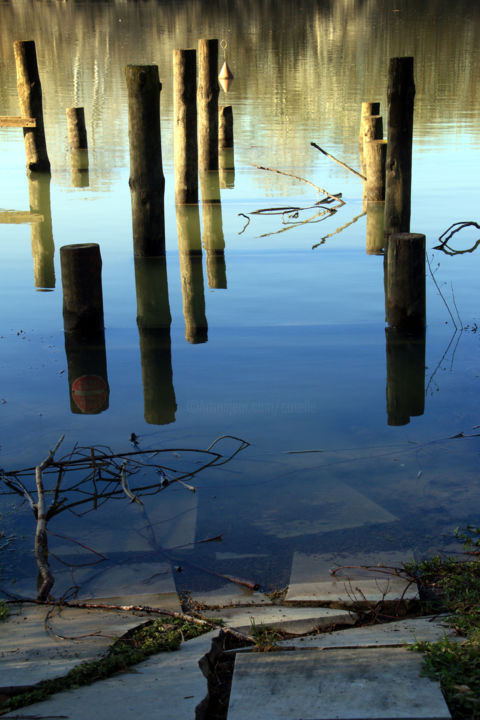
[366,201,385,255]
[385,327,425,426]
[200,171,226,289]
[134,257,176,425]
[176,204,208,344]
[64,329,109,414]
[218,105,234,188]
[28,173,55,290]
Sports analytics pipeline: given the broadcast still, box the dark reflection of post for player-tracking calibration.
[385,327,425,426]
[64,329,109,414]
[134,257,176,425]
[219,147,235,189]
[366,202,385,255]
[176,204,208,344]
[200,171,227,289]
[28,173,54,290]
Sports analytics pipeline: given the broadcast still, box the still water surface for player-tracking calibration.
[1,0,480,597]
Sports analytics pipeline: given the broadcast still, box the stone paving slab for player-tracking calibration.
[286,551,418,606]
[0,604,154,688]
[189,583,272,608]
[227,647,451,719]
[278,615,459,649]
[1,629,218,720]
[204,606,357,635]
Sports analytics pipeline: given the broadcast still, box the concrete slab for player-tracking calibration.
[189,584,272,608]
[0,603,153,688]
[204,606,357,635]
[228,647,451,719]
[286,551,418,606]
[1,629,218,720]
[278,615,459,649]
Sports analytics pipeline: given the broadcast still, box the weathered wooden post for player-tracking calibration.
[358,101,380,173]
[384,57,415,238]
[218,105,235,188]
[28,174,55,289]
[176,204,208,344]
[385,327,425,426]
[60,243,104,336]
[365,139,387,202]
[173,49,198,205]
[386,232,425,331]
[64,330,109,415]
[134,257,176,425]
[126,65,165,256]
[13,40,51,174]
[198,39,219,172]
[66,107,89,187]
[200,172,226,289]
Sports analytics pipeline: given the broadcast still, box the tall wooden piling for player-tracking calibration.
[173,49,198,205]
[66,107,88,150]
[13,40,51,174]
[358,101,380,173]
[198,39,219,172]
[386,232,425,332]
[126,65,165,256]
[384,57,415,238]
[365,139,387,202]
[66,107,89,186]
[60,243,104,336]
[218,106,233,149]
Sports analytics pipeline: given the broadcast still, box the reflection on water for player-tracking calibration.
[28,173,55,290]
[64,329,109,414]
[385,328,425,426]
[200,171,227,289]
[176,204,208,344]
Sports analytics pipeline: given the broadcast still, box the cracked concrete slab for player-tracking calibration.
[228,647,451,719]
[1,629,218,720]
[204,606,357,635]
[189,584,272,608]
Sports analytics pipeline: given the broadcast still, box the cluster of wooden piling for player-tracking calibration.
[359,57,425,426]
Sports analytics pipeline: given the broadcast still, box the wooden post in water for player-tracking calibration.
[218,105,235,188]
[173,49,198,205]
[60,243,104,336]
[365,139,387,202]
[126,65,165,256]
[384,57,415,238]
[13,40,51,174]
[198,39,219,172]
[358,101,380,174]
[386,232,425,332]
[66,107,89,186]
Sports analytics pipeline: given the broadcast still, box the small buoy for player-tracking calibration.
[219,76,233,93]
[218,61,234,80]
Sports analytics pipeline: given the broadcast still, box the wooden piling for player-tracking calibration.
[384,57,415,238]
[218,105,233,149]
[66,107,88,150]
[386,232,425,331]
[173,49,198,205]
[365,139,387,202]
[358,101,380,172]
[13,40,51,174]
[60,243,104,336]
[176,205,208,344]
[126,65,165,256]
[198,39,219,172]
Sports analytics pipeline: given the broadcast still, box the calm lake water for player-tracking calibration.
[1,0,480,598]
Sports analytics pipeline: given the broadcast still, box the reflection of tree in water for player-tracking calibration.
[0,435,250,601]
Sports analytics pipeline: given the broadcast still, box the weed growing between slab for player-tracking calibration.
[407,526,480,719]
[0,616,210,715]
[0,600,8,621]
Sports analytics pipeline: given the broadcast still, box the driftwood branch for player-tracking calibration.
[253,164,345,206]
[311,142,366,180]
